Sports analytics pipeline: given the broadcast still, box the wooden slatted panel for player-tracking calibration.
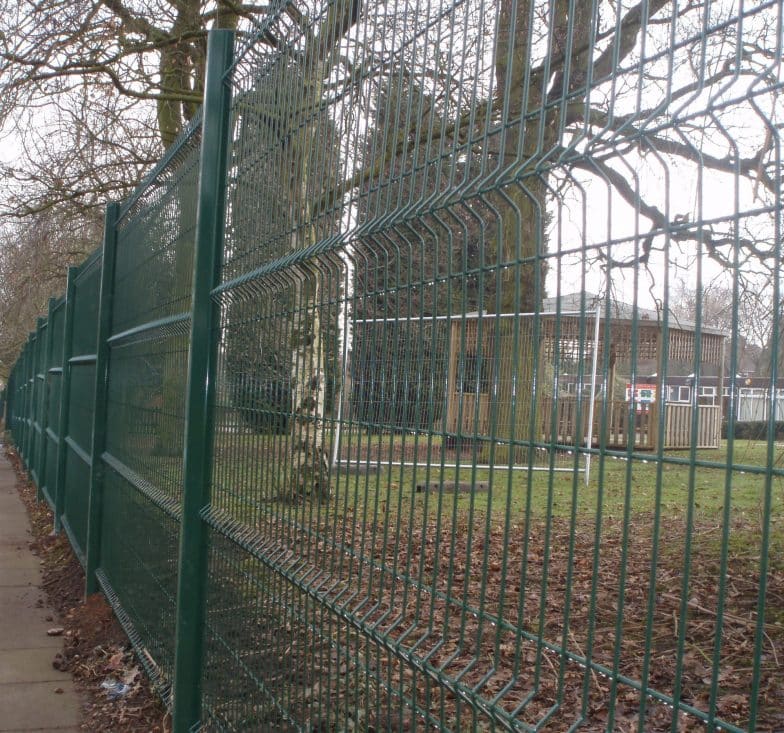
[697,405,721,449]
[539,397,591,444]
[663,404,721,449]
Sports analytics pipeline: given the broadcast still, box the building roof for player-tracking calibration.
[542,291,727,337]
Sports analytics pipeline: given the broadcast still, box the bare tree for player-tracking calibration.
[671,279,771,376]
[1,0,781,492]
[0,209,101,377]
[0,0,257,383]
[0,0,270,218]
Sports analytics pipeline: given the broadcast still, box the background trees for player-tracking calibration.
[1,0,781,422]
[0,0,253,376]
[670,280,769,376]
[0,208,101,374]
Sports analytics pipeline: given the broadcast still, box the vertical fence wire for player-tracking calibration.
[3,4,784,733]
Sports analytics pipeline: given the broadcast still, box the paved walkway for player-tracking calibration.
[0,445,81,732]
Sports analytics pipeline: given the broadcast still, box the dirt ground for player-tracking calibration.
[8,447,170,733]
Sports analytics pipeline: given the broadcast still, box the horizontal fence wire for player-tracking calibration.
[2,2,783,732]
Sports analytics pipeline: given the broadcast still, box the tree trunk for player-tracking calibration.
[487,0,549,462]
[286,101,331,499]
[288,265,330,497]
[281,0,361,497]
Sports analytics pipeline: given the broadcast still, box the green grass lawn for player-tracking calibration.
[210,432,783,553]
[328,439,783,522]
[205,430,784,600]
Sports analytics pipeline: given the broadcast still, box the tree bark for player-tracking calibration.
[288,265,330,497]
[279,0,360,498]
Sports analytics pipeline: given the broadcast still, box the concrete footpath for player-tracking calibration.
[0,445,81,732]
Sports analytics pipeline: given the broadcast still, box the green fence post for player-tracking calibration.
[85,204,120,596]
[172,28,234,733]
[33,315,48,498]
[54,268,78,534]
[24,336,34,464]
[25,328,39,473]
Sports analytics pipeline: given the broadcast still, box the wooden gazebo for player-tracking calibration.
[444,294,726,453]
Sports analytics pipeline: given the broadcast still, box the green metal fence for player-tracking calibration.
[4,3,784,731]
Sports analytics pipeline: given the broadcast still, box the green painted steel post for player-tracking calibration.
[172,28,234,733]
[54,268,78,534]
[85,203,120,596]
[33,315,47,499]
[25,336,34,464]
[27,327,41,476]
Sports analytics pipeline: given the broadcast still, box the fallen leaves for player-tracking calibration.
[8,448,169,733]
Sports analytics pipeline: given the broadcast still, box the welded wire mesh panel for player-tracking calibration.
[14,345,30,458]
[19,344,31,461]
[15,347,27,457]
[4,369,14,437]
[23,344,33,456]
[8,356,22,448]
[40,297,66,508]
[34,320,50,486]
[100,124,202,699]
[99,469,181,684]
[16,354,24,459]
[61,251,102,562]
[202,1,784,731]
